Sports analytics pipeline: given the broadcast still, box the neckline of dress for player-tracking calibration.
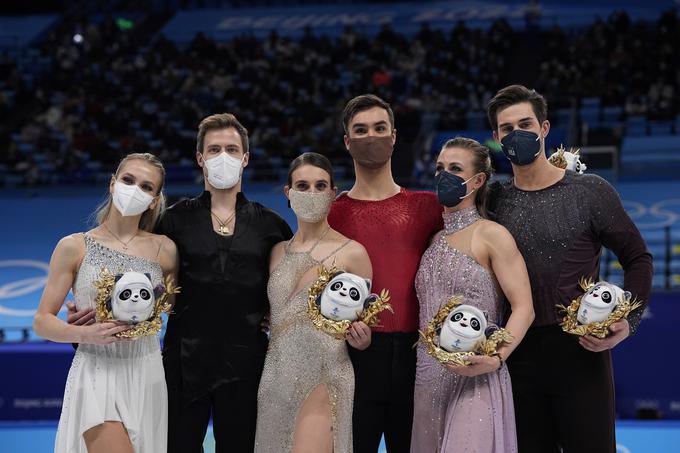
[85,234,162,270]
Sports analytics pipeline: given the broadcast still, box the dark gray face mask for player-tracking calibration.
[500,130,542,166]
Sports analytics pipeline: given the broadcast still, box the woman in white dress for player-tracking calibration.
[33,153,178,453]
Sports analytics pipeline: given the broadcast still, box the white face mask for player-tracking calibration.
[288,189,334,223]
[112,181,154,217]
[204,153,244,189]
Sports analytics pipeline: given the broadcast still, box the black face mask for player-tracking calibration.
[500,130,542,166]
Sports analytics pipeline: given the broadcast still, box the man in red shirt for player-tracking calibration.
[328,94,443,453]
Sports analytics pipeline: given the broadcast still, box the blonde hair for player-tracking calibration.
[94,153,166,232]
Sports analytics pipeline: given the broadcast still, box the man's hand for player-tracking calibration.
[579,319,630,352]
[79,322,131,345]
[66,301,95,326]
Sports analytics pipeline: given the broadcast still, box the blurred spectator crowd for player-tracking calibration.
[1,7,678,186]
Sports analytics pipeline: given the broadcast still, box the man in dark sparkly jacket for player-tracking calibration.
[486,85,653,453]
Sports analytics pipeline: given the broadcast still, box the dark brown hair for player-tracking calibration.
[287,152,335,188]
[441,137,493,218]
[342,94,395,133]
[486,84,548,132]
[196,113,249,154]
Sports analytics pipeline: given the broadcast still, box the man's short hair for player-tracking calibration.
[486,85,548,131]
[196,113,249,154]
[342,94,395,133]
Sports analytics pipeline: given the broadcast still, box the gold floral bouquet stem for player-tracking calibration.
[558,277,642,338]
[307,265,393,340]
[418,296,513,366]
[94,269,181,339]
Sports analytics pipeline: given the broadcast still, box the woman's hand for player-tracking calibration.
[346,321,371,350]
[446,355,501,377]
[79,322,131,345]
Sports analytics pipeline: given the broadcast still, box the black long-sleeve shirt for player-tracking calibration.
[157,191,292,406]
[489,171,653,333]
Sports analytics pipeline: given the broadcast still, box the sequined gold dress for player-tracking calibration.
[255,236,354,453]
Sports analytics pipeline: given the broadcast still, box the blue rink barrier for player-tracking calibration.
[0,420,678,453]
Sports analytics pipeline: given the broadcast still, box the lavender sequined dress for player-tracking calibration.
[411,207,517,453]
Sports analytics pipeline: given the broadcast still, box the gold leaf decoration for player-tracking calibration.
[558,277,642,338]
[418,296,513,366]
[94,269,181,339]
[548,144,568,169]
[307,265,393,340]
[549,143,582,170]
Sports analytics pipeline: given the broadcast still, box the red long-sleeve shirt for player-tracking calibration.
[328,188,443,333]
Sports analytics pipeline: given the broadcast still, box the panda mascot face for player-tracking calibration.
[111,272,155,323]
[438,304,487,352]
[319,272,371,321]
[577,281,629,325]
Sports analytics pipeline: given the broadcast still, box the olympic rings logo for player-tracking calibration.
[623,199,680,229]
[0,260,49,317]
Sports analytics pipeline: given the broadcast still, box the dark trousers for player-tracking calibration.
[507,325,616,453]
[349,331,418,453]
[167,378,260,453]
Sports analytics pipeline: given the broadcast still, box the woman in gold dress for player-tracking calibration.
[255,152,372,453]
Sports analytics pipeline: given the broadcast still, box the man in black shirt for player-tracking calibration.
[158,113,292,452]
[69,114,292,451]
[486,85,653,453]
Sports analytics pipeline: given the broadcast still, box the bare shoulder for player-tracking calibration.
[475,219,514,243]
[50,233,86,273]
[271,240,287,256]
[157,234,178,254]
[56,233,86,258]
[336,239,372,277]
[328,230,368,260]
[269,240,287,270]
[343,240,369,260]
[156,234,179,268]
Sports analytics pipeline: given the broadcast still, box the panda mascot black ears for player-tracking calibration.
[484,324,499,338]
[363,294,379,309]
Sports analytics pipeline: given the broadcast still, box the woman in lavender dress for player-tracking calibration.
[411,138,534,453]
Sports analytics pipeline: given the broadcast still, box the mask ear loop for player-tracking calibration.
[459,173,482,200]
[534,130,544,158]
